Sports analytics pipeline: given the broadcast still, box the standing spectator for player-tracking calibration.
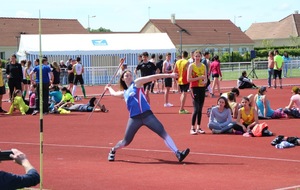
[59,60,67,85]
[20,60,27,94]
[208,96,234,134]
[202,52,212,96]
[188,50,195,64]
[155,54,164,93]
[0,60,6,113]
[267,51,275,88]
[187,50,207,135]
[173,51,190,114]
[149,54,156,93]
[65,58,72,66]
[134,52,157,104]
[72,57,86,98]
[23,60,33,98]
[282,52,290,78]
[5,54,23,101]
[209,55,222,97]
[30,58,53,115]
[67,59,75,91]
[162,52,173,107]
[0,149,40,189]
[273,50,283,89]
[51,61,60,87]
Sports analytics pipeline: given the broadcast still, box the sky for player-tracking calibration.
[0,0,299,32]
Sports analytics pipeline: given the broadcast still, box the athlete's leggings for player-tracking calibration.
[191,87,206,126]
[112,110,178,153]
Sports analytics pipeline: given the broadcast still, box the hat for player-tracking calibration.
[292,86,299,94]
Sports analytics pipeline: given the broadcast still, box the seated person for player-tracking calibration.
[284,86,300,118]
[221,87,240,101]
[28,84,36,108]
[254,86,287,119]
[6,89,35,115]
[49,86,62,110]
[237,71,258,89]
[54,87,74,109]
[208,96,234,134]
[64,97,108,112]
[228,92,239,119]
[235,96,259,134]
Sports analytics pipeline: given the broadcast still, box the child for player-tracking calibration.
[6,89,34,115]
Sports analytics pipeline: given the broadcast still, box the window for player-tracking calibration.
[239,47,249,54]
[0,52,5,59]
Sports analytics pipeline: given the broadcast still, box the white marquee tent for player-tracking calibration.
[17,33,176,67]
[17,33,176,85]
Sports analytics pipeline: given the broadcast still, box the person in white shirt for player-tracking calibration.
[72,57,86,98]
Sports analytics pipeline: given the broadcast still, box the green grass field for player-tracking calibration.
[222,68,300,80]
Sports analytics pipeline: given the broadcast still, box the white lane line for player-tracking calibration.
[1,141,300,163]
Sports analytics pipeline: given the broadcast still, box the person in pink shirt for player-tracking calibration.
[284,86,300,118]
[209,55,222,97]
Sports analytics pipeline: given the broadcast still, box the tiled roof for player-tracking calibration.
[0,17,88,46]
[141,19,254,45]
[245,14,300,40]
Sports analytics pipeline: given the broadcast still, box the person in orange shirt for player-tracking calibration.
[174,51,190,114]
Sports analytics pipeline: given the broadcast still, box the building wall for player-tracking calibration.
[0,46,17,60]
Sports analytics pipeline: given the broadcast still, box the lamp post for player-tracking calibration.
[227,32,231,62]
[88,15,96,31]
[234,15,242,26]
[177,29,186,55]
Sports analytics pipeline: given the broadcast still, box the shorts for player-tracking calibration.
[0,86,5,95]
[68,74,74,84]
[74,75,84,85]
[212,73,219,78]
[273,70,282,79]
[164,78,172,87]
[143,82,152,91]
[179,84,190,92]
[22,79,31,85]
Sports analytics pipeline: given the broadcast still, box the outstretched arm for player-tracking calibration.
[105,85,124,98]
[134,73,178,88]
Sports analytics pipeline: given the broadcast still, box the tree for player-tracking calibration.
[89,27,112,33]
[289,35,300,48]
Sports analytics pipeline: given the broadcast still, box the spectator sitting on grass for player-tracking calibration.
[237,71,258,89]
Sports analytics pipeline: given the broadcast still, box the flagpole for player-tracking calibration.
[38,10,44,190]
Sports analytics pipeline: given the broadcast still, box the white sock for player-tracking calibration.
[72,85,77,96]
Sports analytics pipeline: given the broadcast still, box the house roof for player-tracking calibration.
[245,14,300,40]
[140,19,254,46]
[0,17,88,46]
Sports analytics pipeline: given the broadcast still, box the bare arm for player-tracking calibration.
[236,109,247,132]
[135,73,178,88]
[105,86,124,98]
[286,98,295,109]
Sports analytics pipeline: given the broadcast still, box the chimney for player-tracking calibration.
[171,14,176,24]
[295,10,299,14]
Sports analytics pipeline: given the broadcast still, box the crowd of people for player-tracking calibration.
[1,54,108,115]
[0,49,299,177]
